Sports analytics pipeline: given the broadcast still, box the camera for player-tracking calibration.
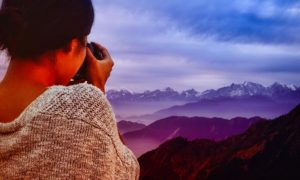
[71,42,104,83]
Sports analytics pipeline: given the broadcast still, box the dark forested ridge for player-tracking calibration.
[123,116,265,157]
[138,104,300,180]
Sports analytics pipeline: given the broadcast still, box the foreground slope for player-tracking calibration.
[138,104,300,180]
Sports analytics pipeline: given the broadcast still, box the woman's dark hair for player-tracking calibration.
[0,0,94,59]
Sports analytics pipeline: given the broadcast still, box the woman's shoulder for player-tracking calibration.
[25,83,116,134]
[48,82,105,100]
[42,82,107,111]
[33,82,116,134]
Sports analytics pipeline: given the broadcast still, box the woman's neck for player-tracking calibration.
[0,58,57,123]
[1,58,57,88]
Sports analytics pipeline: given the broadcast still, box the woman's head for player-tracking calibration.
[0,0,95,85]
[0,0,94,59]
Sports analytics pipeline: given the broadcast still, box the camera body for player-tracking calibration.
[72,42,103,82]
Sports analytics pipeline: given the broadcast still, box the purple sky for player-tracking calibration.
[1,0,300,92]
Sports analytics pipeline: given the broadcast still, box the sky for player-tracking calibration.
[1,0,300,92]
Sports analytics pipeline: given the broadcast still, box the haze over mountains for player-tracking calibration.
[120,116,265,157]
[108,82,300,124]
[117,120,146,135]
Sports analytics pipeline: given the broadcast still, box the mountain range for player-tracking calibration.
[111,82,300,124]
[138,103,300,180]
[108,82,299,102]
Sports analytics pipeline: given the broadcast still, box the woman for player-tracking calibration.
[0,0,140,179]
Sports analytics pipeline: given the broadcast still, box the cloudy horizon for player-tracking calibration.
[1,0,300,92]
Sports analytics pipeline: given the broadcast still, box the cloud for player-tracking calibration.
[89,0,300,92]
[94,0,300,44]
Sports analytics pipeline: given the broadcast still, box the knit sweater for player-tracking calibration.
[0,82,140,179]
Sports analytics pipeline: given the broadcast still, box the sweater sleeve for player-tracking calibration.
[73,83,140,179]
[74,83,140,180]
[40,82,122,137]
[38,83,140,179]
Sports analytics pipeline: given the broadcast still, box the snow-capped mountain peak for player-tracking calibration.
[287,84,298,91]
[164,87,176,92]
[181,89,202,98]
[106,82,300,102]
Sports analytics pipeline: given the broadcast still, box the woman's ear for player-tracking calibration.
[62,38,80,53]
[53,38,86,85]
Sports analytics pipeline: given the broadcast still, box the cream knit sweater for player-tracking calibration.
[0,82,140,179]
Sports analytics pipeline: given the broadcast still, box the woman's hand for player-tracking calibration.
[85,42,114,93]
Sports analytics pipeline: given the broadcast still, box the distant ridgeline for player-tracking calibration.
[108,82,300,123]
[107,82,300,102]
[138,103,300,180]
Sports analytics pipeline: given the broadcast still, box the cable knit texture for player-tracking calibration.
[0,82,140,179]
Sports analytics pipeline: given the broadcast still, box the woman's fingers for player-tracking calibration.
[87,42,114,67]
[84,42,115,93]
[91,42,111,59]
